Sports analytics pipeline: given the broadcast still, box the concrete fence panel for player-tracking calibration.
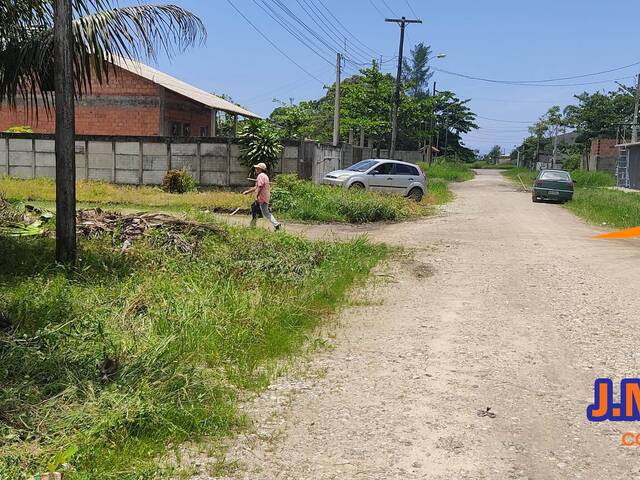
[0,133,420,188]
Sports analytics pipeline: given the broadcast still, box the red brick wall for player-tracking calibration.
[163,91,211,136]
[1,64,168,136]
[590,138,618,157]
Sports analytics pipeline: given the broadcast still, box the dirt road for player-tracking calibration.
[212,170,640,479]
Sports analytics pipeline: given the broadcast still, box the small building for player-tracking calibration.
[0,58,260,137]
[589,138,618,175]
[616,142,640,189]
[497,154,512,165]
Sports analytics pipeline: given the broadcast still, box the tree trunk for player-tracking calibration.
[54,0,76,263]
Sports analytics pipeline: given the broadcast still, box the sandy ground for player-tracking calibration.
[198,170,640,480]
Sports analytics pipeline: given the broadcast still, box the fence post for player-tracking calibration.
[111,140,116,183]
[226,138,232,186]
[196,140,202,184]
[32,138,36,179]
[167,141,172,171]
[138,140,144,185]
[4,137,9,176]
[84,140,89,180]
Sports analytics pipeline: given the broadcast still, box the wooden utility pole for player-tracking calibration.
[427,81,436,165]
[386,16,422,159]
[332,52,341,146]
[54,0,76,263]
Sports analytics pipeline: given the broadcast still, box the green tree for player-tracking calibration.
[402,42,433,98]
[486,145,502,163]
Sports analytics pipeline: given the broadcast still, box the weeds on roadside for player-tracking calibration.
[270,174,432,223]
[418,161,475,182]
[0,216,386,479]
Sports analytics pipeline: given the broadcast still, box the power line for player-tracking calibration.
[302,0,379,62]
[404,0,418,18]
[380,0,397,16]
[475,115,536,124]
[313,0,383,58]
[367,0,386,18]
[253,0,335,66]
[433,67,636,87]
[226,0,326,84]
[271,0,348,59]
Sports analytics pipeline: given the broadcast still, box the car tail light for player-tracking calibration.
[535,179,543,186]
[568,181,574,188]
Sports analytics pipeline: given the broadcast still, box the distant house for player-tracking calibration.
[616,141,640,189]
[497,154,512,165]
[0,58,260,137]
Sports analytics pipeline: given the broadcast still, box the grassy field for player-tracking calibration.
[0,204,386,479]
[0,175,447,224]
[503,168,640,229]
[470,160,514,170]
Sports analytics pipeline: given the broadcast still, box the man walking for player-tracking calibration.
[243,162,281,230]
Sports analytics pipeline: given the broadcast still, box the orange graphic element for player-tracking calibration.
[594,226,640,239]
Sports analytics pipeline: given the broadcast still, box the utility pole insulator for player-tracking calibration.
[385,16,422,159]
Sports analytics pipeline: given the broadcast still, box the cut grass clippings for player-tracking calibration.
[0,209,387,479]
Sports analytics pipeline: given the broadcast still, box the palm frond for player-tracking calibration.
[0,2,206,110]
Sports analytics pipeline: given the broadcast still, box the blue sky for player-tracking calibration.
[122,0,640,153]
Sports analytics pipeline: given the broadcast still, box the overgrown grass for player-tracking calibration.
[1,175,443,224]
[0,213,386,479]
[503,167,537,187]
[503,168,640,229]
[566,188,640,229]
[418,161,475,182]
[269,174,439,223]
[470,160,514,169]
[0,176,249,212]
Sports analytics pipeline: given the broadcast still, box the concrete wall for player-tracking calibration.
[0,133,422,187]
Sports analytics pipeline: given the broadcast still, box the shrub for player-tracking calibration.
[238,119,283,174]
[161,169,197,194]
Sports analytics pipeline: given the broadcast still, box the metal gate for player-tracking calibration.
[617,147,630,188]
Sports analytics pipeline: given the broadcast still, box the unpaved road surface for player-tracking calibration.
[208,170,640,479]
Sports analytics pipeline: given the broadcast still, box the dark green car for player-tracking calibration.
[532,169,574,203]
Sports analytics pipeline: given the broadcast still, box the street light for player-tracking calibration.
[435,53,447,59]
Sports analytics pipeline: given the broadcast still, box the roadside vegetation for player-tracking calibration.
[0,174,450,225]
[504,168,640,229]
[0,199,386,479]
[470,160,515,170]
[418,160,475,182]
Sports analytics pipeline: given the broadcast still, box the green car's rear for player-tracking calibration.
[532,170,574,203]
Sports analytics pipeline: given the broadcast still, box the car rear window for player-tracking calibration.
[540,171,570,181]
[394,164,420,176]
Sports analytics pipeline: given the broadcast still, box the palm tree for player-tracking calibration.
[0,1,206,262]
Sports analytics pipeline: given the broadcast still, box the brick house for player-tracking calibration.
[0,58,259,136]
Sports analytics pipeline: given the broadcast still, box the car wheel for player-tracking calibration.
[349,182,365,190]
[408,187,423,203]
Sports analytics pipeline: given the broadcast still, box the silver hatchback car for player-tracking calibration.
[322,159,427,202]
